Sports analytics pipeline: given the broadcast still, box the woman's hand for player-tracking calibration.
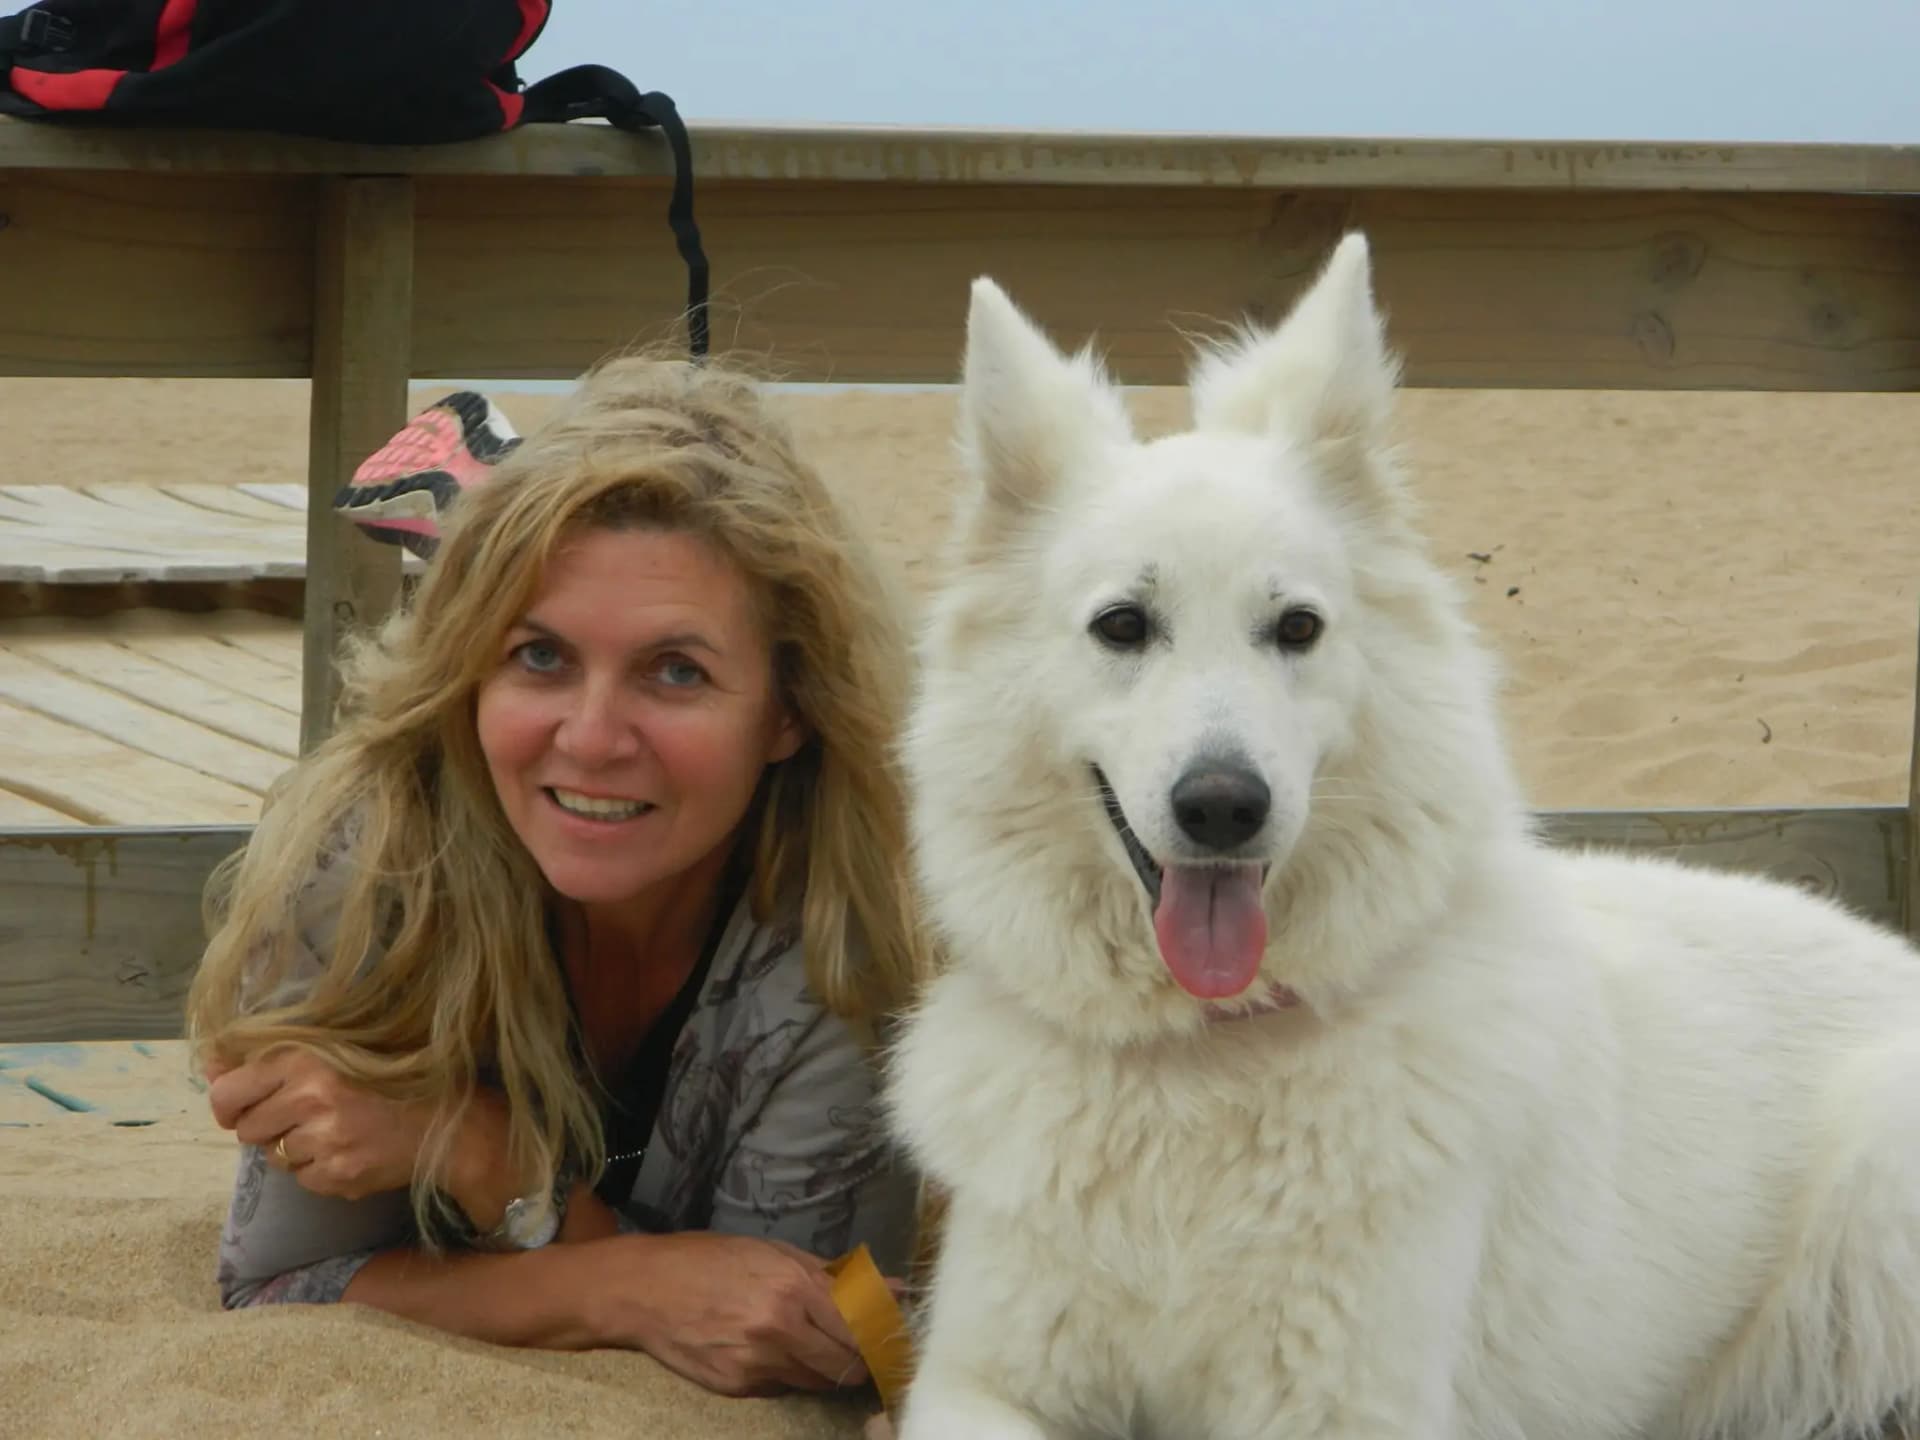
[598,1231,872,1397]
[206,1048,435,1201]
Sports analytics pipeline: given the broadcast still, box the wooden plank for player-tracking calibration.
[76,484,231,522]
[0,648,290,793]
[0,701,263,826]
[1538,807,1907,930]
[233,482,309,513]
[0,807,1904,1042]
[0,787,80,827]
[0,539,251,586]
[4,117,1919,195]
[198,614,301,671]
[0,171,311,376]
[416,180,1920,390]
[161,483,313,522]
[1908,612,1920,942]
[3,171,1918,389]
[6,633,298,754]
[0,828,242,1043]
[0,482,309,584]
[124,633,303,715]
[301,177,412,752]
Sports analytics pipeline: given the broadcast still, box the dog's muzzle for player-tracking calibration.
[1092,765,1162,905]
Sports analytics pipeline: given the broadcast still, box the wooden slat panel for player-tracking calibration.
[12,633,299,754]
[301,177,412,752]
[0,806,1904,1041]
[0,171,312,376]
[209,623,302,671]
[0,702,264,826]
[0,649,290,793]
[0,828,240,1042]
[2,171,1917,388]
[160,483,312,521]
[358,179,1920,389]
[5,117,1920,195]
[0,788,77,828]
[0,482,309,583]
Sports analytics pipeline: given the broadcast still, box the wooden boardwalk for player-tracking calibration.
[0,482,423,584]
[0,609,299,826]
[0,476,380,825]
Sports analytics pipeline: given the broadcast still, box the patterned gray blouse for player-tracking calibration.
[214,861,916,1309]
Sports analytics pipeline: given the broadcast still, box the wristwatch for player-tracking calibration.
[472,1173,570,1252]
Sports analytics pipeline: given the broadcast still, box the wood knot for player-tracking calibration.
[1647,232,1706,290]
[1808,298,1849,339]
[1630,310,1677,364]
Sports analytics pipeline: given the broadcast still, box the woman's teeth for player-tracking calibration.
[548,788,651,821]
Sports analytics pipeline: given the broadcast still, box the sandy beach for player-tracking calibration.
[2,376,1917,1436]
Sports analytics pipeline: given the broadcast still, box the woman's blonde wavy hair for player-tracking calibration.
[185,353,930,1238]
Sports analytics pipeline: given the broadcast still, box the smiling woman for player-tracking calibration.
[181,354,930,1403]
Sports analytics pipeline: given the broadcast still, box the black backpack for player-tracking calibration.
[0,0,709,355]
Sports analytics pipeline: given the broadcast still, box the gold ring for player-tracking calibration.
[274,1136,290,1164]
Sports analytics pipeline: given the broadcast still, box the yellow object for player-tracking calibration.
[827,1243,916,1413]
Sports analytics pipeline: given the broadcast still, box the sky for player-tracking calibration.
[520,0,1919,145]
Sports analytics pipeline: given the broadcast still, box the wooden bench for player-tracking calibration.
[2,117,1917,1039]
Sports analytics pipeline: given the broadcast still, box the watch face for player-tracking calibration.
[502,1195,560,1249]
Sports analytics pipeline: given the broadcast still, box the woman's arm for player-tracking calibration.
[214,1071,625,1307]
[337,1192,617,1347]
[340,1220,869,1394]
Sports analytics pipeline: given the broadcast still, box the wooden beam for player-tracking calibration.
[1535,807,1907,926]
[414,180,1920,390]
[0,806,1906,1042]
[1908,608,1920,942]
[0,827,242,1042]
[3,172,1915,389]
[0,171,312,376]
[4,117,1920,196]
[300,177,412,753]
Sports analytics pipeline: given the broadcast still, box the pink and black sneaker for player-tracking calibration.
[333,391,521,560]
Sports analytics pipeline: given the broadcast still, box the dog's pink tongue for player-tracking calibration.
[1153,864,1267,999]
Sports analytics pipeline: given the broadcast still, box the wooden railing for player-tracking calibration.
[2,118,1916,1039]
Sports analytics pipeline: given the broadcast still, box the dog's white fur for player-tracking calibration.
[887,235,1920,1440]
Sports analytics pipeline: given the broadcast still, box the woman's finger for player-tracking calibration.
[262,1125,305,1172]
[797,1272,863,1353]
[206,1062,286,1131]
[231,1086,312,1149]
[790,1283,871,1388]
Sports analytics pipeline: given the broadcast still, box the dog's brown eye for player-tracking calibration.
[1092,605,1151,650]
[1275,608,1323,649]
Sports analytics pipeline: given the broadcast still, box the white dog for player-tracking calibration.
[885,235,1920,1440]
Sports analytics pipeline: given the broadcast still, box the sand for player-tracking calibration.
[0,1043,878,1440]
[2,376,1918,1434]
[7,376,1917,809]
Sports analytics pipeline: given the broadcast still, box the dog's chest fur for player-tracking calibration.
[892,971,1504,1433]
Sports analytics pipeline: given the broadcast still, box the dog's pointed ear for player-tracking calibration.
[960,277,1131,518]
[1189,232,1400,450]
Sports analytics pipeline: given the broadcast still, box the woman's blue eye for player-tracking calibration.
[515,640,564,674]
[659,657,707,688]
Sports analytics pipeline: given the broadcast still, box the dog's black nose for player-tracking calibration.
[1171,763,1271,851]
